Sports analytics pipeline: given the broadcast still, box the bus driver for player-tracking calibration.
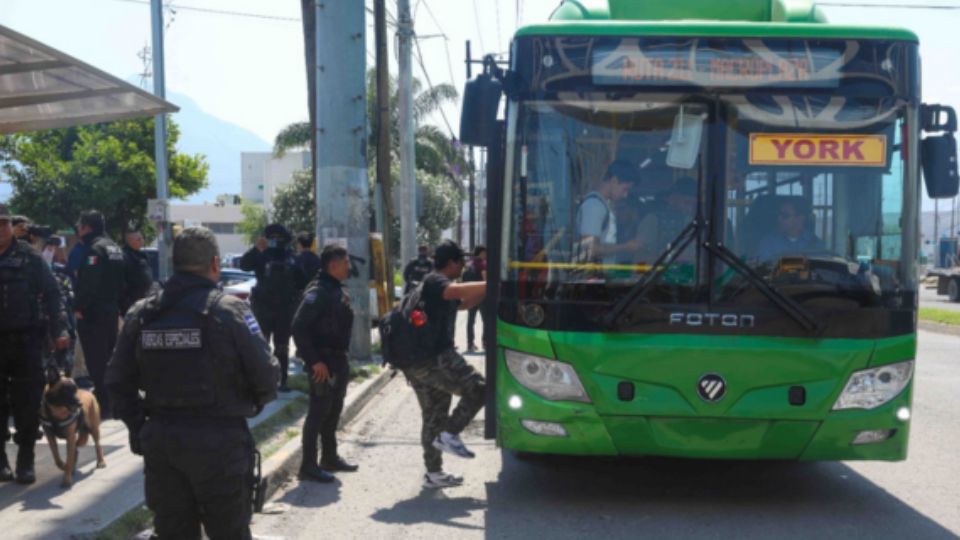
[575,160,642,265]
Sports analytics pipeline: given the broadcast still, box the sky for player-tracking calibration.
[2,0,960,213]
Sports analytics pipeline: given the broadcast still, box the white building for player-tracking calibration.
[169,203,246,255]
[241,151,311,209]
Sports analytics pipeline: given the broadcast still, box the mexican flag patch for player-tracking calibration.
[87,256,98,265]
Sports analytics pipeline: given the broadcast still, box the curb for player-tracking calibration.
[919,320,960,337]
[258,365,396,504]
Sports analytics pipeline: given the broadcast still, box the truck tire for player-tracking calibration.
[949,277,960,302]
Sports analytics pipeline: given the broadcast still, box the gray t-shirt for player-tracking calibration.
[576,193,617,264]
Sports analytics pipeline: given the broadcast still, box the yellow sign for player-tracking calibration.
[749,133,887,167]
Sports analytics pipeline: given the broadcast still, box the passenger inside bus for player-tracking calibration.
[575,160,642,264]
[636,176,697,262]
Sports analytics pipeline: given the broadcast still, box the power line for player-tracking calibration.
[107,0,300,22]
[413,36,456,138]
[420,0,459,92]
[471,0,487,53]
[819,1,960,8]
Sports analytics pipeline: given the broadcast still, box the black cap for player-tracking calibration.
[264,223,291,241]
[603,160,641,183]
[0,204,9,222]
[434,240,465,268]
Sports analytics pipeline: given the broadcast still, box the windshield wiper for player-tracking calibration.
[704,242,822,333]
[603,219,699,327]
[604,217,822,334]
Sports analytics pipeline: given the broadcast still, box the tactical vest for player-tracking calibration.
[257,254,298,307]
[0,248,38,331]
[135,290,223,411]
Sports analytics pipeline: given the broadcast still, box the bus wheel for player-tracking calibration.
[949,277,960,302]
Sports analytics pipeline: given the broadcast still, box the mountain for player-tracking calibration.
[166,91,270,203]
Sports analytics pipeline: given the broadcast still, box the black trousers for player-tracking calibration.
[254,306,293,386]
[141,417,254,540]
[77,310,119,417]
[301,361,349,468]
[0,332,44,452]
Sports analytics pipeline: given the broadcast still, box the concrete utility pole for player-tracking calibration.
[374,0,395,292]
[397,0,417,264]
[314,0,370,359]
[150,0,172,281]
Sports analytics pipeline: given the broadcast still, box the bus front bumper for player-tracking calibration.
[498,381,911,461]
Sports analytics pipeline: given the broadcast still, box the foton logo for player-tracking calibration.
[749,134,886,167]
[669,312,756,328]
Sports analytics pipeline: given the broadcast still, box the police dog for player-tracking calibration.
[39,367,106,487]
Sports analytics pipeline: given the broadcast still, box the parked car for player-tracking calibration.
[220,269,255,302]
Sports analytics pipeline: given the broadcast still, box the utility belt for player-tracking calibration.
[148,413,247,429]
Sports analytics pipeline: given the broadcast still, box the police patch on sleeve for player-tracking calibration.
[304,291,317,304]
[141,328,202,350]
[243,313,261,335]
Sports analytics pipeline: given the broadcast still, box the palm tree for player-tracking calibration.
[274,70,468,186]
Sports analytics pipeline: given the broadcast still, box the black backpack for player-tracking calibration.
[378,281,440,369]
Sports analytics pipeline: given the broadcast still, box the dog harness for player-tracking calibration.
[39,401,88,440]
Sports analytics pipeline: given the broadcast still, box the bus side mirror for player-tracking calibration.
[920,104,959,199]
[460,73,502,147]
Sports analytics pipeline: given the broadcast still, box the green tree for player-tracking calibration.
[238,200,268,245]
[271,169,315,235]
[416,170,463,247]
[0,118,207,237]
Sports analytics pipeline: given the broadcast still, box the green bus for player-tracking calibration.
[460,0,959,461]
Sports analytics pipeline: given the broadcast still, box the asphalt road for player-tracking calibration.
[253,326,960,540]
[921,285,960,313]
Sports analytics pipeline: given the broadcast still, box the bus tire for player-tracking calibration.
[949,277,960,302]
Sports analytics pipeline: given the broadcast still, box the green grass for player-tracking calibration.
[93,505,153,540]
[919,307,960,326]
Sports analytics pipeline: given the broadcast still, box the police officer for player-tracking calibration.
[74,210,125,418]
[106,227,279,540]
[292,244,358,482]
[239,223,306,392]
[0,204,69,484]
[403,245,434,293]
[120,230,154,315]
[295,231,321,279]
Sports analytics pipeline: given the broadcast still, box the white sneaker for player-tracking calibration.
[423,471,464,489]
[432,431,476,458]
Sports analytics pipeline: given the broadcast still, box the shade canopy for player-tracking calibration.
[0,23,177,134]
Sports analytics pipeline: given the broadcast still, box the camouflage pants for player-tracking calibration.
[403,348,485,473]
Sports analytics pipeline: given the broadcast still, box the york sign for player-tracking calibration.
[749,133,887,167]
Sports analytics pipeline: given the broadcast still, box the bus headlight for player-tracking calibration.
[505,350,591,403]
[832,360,913,410]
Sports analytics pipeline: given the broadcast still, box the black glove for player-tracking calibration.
[128,430,143,456]
[126,417,145,456]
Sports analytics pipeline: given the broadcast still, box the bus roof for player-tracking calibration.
[518,0,918,42]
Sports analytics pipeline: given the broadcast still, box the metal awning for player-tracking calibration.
[0,24,177,134]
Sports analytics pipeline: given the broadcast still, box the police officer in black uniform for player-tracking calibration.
[107,227,279,540]
[0,204,69,484]
[120,230,154,315]
[403,245,434,294]
[240,223,306,392]
[292,244,358,482]
[74,210,125,417]
[295,231,321,279]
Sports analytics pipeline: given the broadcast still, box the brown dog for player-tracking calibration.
[39,369,106,487]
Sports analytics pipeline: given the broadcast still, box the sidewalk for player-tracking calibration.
[0,391,302,540]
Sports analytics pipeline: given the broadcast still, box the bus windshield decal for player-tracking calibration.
[749,133,887,167]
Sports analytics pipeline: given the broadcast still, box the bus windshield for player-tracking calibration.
[504,93,915,312]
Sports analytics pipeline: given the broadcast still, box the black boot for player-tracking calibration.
[0,448,13,482]
[321,456,359,473]
[15,446,35,485]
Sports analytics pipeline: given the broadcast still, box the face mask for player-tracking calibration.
[267,239,279,249]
